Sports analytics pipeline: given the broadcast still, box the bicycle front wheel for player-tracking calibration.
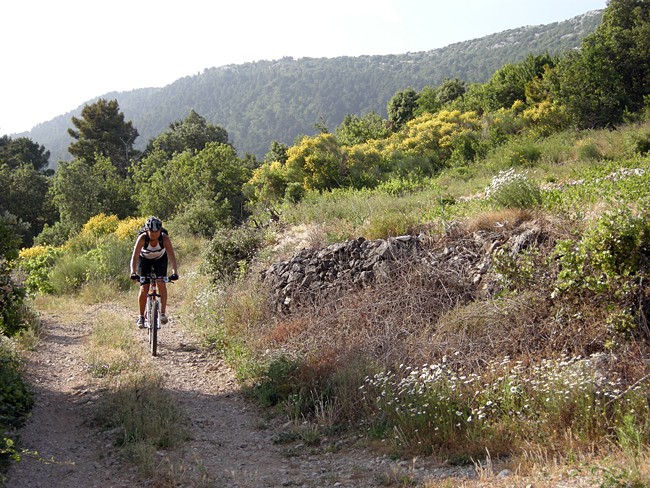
[150,300,159,356]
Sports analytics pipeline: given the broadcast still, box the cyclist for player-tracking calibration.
[130,216,179,327]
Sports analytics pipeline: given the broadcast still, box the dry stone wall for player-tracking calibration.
[261,223,547,314]
[262,235,423,313]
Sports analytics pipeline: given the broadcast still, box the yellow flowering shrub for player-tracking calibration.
[19,245,51,261]
[81,213,120,237]
[114,217,145,241]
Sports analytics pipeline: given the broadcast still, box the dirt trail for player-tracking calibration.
[5,310,137,487]
[5,303,477,488]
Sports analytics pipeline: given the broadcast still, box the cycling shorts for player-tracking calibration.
[137,254,168,284]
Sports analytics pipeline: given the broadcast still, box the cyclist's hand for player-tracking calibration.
[169,273,179,281]
[130,272,140,281]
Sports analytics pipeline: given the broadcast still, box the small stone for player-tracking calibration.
[497,469,513,478]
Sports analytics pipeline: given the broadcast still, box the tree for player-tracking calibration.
[387,88,419,130]
[482,54,556,112]
[145,110,229,158]
[416,79,467,116]
[597,0,650,113]
[0,135,50,172]
[436,78,466,106]
[0,212,25,263]
[551,0,650,127]
[0,164,56,246]
[264,140,289,164]
[51,157,135,232]
[415,86,441,115]
[335,112,390,146]
[68,99,140,176]
[134,142,251,226]
[553,46,625,128]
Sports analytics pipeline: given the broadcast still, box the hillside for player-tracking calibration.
[18,10,602,165]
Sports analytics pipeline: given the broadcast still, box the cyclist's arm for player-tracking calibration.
[130,234,145,274]
[163,234,178,275]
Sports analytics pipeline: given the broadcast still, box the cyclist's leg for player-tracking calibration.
[152,255,169,314]
[137,258,154,317]
[139,284,149,315]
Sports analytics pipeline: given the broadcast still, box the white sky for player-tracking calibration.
[1,0,607,136]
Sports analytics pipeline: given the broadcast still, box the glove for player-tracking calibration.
[130,272,139,281]
[169,273,179,281]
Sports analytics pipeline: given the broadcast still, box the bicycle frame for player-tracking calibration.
[139,271,169,356]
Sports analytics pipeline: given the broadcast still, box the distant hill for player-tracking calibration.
[17,10,602,166]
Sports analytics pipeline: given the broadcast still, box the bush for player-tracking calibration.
[169,198,232,238]
[33,221,73,247]
[626,130,650,156]
[202,226,263,282]
[89,237,134,290]
[17,246,61,295]
[48,253,96,294]
[507,140,542,166]
[0,260,28,337]
[0,337,33,473]
[485,169,542,209]
[0,338,33,429]
[553,205,650,297]
[284,182,305,203]
[114,217,144,241]
[576,139,602,160]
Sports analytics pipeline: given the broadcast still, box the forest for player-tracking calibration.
[2,0,650,484]
[19,9,602,164]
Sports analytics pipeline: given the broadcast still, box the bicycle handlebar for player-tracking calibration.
[134,275,178,284]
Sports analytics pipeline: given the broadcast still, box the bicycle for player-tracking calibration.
[138,271,176,356]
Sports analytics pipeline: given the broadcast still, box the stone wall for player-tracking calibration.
[261,223,546,314]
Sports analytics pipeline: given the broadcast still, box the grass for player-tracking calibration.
[82,298,189,480]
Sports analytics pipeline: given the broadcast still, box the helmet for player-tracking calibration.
[145,216,162,232]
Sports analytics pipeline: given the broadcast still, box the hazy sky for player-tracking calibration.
[2,0,606,136]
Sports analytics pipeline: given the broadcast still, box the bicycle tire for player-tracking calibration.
[146,297,153,341]
[151,300,159,356]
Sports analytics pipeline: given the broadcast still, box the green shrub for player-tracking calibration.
[202,226,263,282]
[252,356,299,407]
[48,253,97,294]
[507,140,542,166]
[17,246,61,295]
[626,130,650,156]
[485,169,542,209]
[376,178,422,197]
[87,237,134,290]
[33,221,73,247]
[553,205,650,297]
[577,139,602,160]
[0,262,28,337]
[284,182,305,203]
[0,340,33,429]
[359,212,418,239]
[168,198,232,238]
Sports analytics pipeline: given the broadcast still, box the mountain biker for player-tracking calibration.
[129,216,179,328]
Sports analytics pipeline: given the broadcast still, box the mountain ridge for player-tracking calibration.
[16,10,603,165]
